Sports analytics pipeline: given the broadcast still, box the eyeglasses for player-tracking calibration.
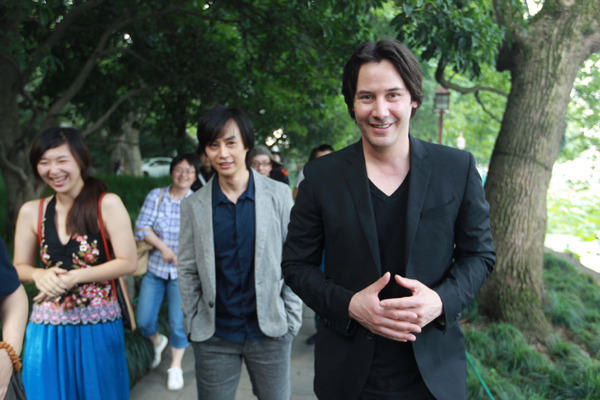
[173,168,196,175]
[251,161,272,168]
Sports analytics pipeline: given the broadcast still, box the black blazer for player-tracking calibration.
[282,137,495,400]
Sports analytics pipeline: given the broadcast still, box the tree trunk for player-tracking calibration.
[480,6,598,338]
[0,8,37,237]
[1,153,37,238]
[119,113,143,176]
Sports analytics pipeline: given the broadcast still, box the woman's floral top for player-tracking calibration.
[30,196,121,325]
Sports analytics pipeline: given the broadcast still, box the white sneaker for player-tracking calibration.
[151,334,168,369]
[167,367,184,391]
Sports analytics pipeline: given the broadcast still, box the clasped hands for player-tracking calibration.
[348,272,443,342]
[32,267,78,303]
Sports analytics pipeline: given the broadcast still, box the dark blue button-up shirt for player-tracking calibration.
[212,173,264,343]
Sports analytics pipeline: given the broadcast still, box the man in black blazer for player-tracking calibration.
[282,39,495,400]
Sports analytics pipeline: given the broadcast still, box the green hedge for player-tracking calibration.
[100,173,172,223]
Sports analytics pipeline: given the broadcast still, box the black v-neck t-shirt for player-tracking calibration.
[363,174,434,399]
[370,177,410,299]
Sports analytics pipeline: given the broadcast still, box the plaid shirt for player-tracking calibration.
[135,186,192,280]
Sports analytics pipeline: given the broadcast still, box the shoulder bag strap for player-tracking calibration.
[135,187,165,234]
[97,193,111,262]
[157,187,164,210]
[37,198,44,245]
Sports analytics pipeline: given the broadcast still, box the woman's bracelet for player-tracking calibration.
[0,341,22,371]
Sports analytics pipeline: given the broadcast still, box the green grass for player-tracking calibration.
[465,253,600,399]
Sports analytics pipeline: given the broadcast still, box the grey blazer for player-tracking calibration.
[177,169,303,342]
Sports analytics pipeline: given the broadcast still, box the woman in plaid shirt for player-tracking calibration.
[135,153,199,391]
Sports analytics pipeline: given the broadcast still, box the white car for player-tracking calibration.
[141,157,172,178]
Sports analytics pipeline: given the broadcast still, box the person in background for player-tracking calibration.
[269,148,290,185]
[292,144,334,200]
[113,158,121,174]
[178,105,302,400]
[0,236,28,399]
[13,127,136,399]
[192,152,214,191]
[134,153,199,391]
[248,144,282,179]
[282,39,495,400]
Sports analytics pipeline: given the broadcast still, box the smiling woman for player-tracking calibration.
[13,127,136,400]
[36,145,83,194]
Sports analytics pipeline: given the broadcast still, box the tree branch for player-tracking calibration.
[435,62,505,123]
[40,24,114,130]
[40,4,186,130]
[582,12,600,54]
[0,141,29,184]
[101,47,168,76]
[0,53,21,77]
[492,0,525,36]
[25,0,107,81]
[435,62,508,97]
[81,87,147,137]
[475,91,502,123]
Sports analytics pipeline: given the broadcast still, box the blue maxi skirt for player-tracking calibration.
[22,320,129,400]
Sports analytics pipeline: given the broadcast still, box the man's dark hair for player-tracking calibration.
[342,39,424,119]
[170,153,200,176]
[309,144,334,161]
[197,105,255,154]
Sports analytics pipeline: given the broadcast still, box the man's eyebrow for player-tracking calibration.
[356,87,406,94]
[215,134,237,142]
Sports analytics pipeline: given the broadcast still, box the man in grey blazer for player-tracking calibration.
[178,105,302,400]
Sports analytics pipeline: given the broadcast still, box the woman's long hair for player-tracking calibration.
[30,127,108,235]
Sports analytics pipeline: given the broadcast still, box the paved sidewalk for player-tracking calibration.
[130,306,318,400]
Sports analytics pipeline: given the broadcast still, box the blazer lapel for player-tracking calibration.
[404,136,431,275]
[195,180,217,296]
[253,170,267,268]
[343,141,382,276]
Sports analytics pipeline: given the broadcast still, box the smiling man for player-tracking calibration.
[282,39,496,400]
[177,105,302,400]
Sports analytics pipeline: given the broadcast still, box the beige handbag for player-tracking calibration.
[135,240,154,276]
[135,188,164,276]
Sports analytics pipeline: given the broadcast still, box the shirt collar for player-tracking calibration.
[166,186,194,203]
[212,171,255,205]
